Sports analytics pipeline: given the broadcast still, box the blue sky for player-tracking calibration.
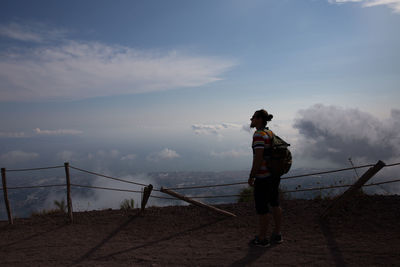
[0,0,399,173]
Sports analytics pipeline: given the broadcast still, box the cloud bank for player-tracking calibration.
[0,150,39,165]
[0,22,235,102]
[293,104,400,165]
[146,148,180,162]
[328,0,400,13]
[210,149,251,158]
[0,128,83,138]
[0,131,25,138]
[34,128,83,135]
[192,123,242,135]
[0,21,68,43]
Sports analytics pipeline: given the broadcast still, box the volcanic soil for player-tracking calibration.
[1,195,399,266]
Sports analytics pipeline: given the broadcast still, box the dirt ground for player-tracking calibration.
[0,195,399,266]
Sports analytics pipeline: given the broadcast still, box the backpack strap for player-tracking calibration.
[264,129,275,141]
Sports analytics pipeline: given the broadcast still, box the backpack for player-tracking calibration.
[264,130,292,177]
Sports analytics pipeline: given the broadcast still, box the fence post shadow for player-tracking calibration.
[78,217,227,264]
[0,224,66,249]
[72,212,141,266]
[319,217,347,267]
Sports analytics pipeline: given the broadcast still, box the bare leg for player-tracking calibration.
[259,213,270,239]
[272,206,282,234]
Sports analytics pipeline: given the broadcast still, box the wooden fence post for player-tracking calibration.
[141,184,153,213]
[321,160,386,219]
[64,162,73,223]
[160,187,236,217]
[1,168,13,224]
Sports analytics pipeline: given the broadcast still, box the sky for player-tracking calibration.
[1,0,400,175]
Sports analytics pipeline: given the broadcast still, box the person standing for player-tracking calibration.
[248,109,283,247]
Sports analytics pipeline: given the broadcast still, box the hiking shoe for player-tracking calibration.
[271,233,283,244]
[251,236,270,247]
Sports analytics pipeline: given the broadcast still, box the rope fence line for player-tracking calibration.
[6,165,64,172]
[281,164,375,180]
[179,178,400,199]
[2,161,399,192]
[71,183,175,200]
[0,160,398,224]
[1,161,399,197]
[70,183,143,193]
[69,165,150,188]
[166,182,247,190]
[0,184,66,191]
[57,178,400,200]
[0,164,399,224]
[385,162,400,167]
[3,178,398,199]
[365,178,400,187]
[165,162,400,190]
[150,195,176,200]
[7,184,65,190]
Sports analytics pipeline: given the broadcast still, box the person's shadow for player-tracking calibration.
[230,242,277,266]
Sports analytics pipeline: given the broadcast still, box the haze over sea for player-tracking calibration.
[1,0,399,218]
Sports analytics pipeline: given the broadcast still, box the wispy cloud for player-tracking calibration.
[0,21,67,43]
[0,128,82,137]
[192,123,241,135]
[120,154,137,161]
[0,131,25,138]
[0,150,39,164]
[34,128,83,135]
[146,148,180,162]
[0,22,235,102]
[210,149,251,158]
[328,0,400,13]
[57,150,76,162]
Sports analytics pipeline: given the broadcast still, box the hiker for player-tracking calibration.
[248,109,283,247]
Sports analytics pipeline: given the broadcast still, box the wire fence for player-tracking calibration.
[6,165,65,172]
[65,177,400,199]
[158,162,400,191]
[7,184,66,190]
[1,161,400,204]
[69,165,149,187]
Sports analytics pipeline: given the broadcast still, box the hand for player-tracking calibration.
[248,177,255,187]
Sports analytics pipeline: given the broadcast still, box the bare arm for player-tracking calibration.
[248,149,264,186]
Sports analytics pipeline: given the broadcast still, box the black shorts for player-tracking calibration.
[253,176,281,214]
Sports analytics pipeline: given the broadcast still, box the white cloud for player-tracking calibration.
[146,148,180,162]
[363,0,400,12]
[329,0,363,2]
[0,22,67,43]
[0,131,25,138]
[293,104,400,164]
[90,149,121,159]
[0,150,39,164]
[210,149,251,158]
[241,124,252,133]
[110,149,120,158]
[34,128,83,135]
[0,22,235,102]
[328,0,400,13]
[120,154,137,161]
[57,150,76,162]
[192,123,241,135]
